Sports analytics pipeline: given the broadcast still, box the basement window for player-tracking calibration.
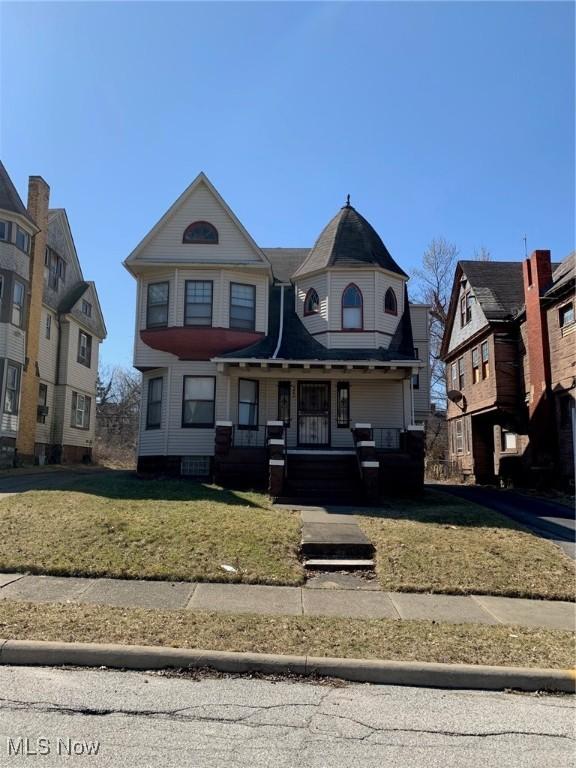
[181,456,210,476]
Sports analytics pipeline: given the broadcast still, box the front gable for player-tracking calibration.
[68,282,107,340]
[125,173,271,271]
[443,266,489,358]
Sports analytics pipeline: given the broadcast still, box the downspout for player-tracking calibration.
[271,285,286,360]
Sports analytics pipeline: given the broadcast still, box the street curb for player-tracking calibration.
[0,639,574,692]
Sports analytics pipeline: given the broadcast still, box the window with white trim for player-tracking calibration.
[238,379,259,428]
[502,430,517,452]
[146,377,163,429]
[15,226,30,254]
[3,363,20,414]
[11,280,25,327]
[230,283,256,331]
[559,302,574,329]
[71,392,91,429]
[455,419,464,454]
[481,340,490,379]
[146,282,169,328]
[81,299,92,318]
[77,330,92,367]
[182,376,215,427]
[185,280,213,326]
[0,220,10,242]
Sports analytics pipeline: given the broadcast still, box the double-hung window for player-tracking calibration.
[481,341,490,379]
[11,280,25,327]
[146,282,169,328]
[559,302,574,329]
[185,280,213,326]
[81,299,92,317]
[78,330,92,367]
[3,363,20,414]
[458,357,465,389]
[451,362,458,390]
[455,420,464,454]
[0,220,10,242]
[471,347,480,384]
[37,383,48,424]
[460,291,473,327]
[336,382,350,427]
[238,379,258,428]
[15,226,30,253]
[277,381,291,425]
[230,283,255,330]
[71,392,91,429]
[182,376,215,427]
[146,377,163,429]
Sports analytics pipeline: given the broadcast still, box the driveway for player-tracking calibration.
[439,484,575,559]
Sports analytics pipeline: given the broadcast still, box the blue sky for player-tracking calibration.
[1,1,574,367]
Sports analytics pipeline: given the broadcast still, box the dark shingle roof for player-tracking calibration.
[220,286,415,362]
[262,248,310,283]
[546,252,575,298]
[0,161,36,226]
[459,261,527,320]
[58,282,89,314]
[293,204,407,279]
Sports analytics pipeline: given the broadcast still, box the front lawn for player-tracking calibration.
[0,601,573,669]
[0,473,303,586]
[357,490,576,601]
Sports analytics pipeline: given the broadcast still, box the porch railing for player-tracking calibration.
[372,427,402,451]
[232,424,267,448]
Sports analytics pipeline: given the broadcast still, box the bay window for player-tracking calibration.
[182,376,215,427]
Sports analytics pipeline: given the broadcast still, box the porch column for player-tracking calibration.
[213,421,233,484]
[352,423,380,502]
[267,421,285,498]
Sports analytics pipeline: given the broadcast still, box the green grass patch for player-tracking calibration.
[357,489,576,601]
[0,600,573,669]
[0,473,303,586]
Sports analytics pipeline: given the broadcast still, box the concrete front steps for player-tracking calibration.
[300,509,375,571]
[285,453,363,503]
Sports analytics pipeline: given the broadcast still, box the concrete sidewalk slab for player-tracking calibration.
[0,575,94,603]
[77,579,196,610]
[388,592,500,625]
[302,522,372,545]
[188,583,303,616]
[302,588,399,619]
[305,573,380,590]
[472,595,576,631]
[0,574,24,588]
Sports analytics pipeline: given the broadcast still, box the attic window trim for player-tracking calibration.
[304,288,320,316]
[384,287,398,316]
[182,221,219,245]
[341,282,364,331]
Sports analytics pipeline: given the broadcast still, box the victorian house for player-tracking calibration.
[125,173,429,499]
[0,162,106,467]
[441,249,575,488]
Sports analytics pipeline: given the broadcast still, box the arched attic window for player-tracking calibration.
[384,287,398,315]
[304,288,320,316]
[183,221,219,244]
[342,283,363,330]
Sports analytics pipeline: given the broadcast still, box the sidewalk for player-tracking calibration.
[0,572,574,631]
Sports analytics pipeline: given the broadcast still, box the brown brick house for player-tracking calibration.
[441,250,575,488]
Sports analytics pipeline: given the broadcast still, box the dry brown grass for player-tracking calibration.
[357,490,576,601]
[0,600,573,669]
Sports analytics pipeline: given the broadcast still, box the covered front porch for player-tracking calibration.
[211,359,425,499]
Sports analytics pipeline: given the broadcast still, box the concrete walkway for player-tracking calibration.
[0,572,574,631]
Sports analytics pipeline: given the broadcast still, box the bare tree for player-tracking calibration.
[96,365,141,467]
[474,246,492,261]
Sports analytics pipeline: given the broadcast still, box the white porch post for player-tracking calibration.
[402,375,412,429]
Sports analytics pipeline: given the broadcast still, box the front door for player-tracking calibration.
[298,382,330,447]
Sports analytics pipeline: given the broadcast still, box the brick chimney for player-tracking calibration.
[15,176,50,464]
[522,249,555,467]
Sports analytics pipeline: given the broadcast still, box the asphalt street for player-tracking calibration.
[0,666,573,767]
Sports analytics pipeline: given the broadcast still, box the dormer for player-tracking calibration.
[293,200,409,349]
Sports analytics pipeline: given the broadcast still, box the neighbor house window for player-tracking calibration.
[455,420,464,454]
[15,226,30,253]
[559,302,574,329]
[146,377,163,429]
[458,357,465,389]
[71,392,91,429]
[471,347,480,384]
[304,288,319,316]
[412,348,420,390]
[11,280,25,327]
[44,248,66,291]
[502,430,517,452]
[37,383,48,424]
[182,376,215,427]
[336,382,350,427]
[77,330,92,367]
[146,282,169,328]
[230,283,255,331]
[81,299,92,317]
[451,362,458,390]
[185,280,213,326]
[45,313,51,340]
[238,379,259,428]
[182,221,218,244]
[481,341,490,379]
[460,291,473,327]
[0,220,10,241]
[278,381,291,425]
[342,283,363,329]
[3,363,20,414]
[384,287,397,315]
[0,275,3,300]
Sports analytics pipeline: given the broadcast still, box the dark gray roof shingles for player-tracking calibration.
[0,161,36,226]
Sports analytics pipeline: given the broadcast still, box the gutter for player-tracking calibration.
[271,284,286,359]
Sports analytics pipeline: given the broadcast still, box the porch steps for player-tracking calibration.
[304,558,375,570]
[300,511,376,572]
[285,453,363,501]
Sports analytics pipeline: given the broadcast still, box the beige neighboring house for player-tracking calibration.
[0,161,106,467]
[124,172,430,499]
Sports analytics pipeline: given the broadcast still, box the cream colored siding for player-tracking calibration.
[295,274,329,335]
[447,279,489,354]
[0,322,25,364]
[374,271,405,336]
[37,308,58,383]
[35,380,55,445]
[409,304,431,422]
[138,369,169,456]
[59,385,96,449]
[134,183,267,266]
